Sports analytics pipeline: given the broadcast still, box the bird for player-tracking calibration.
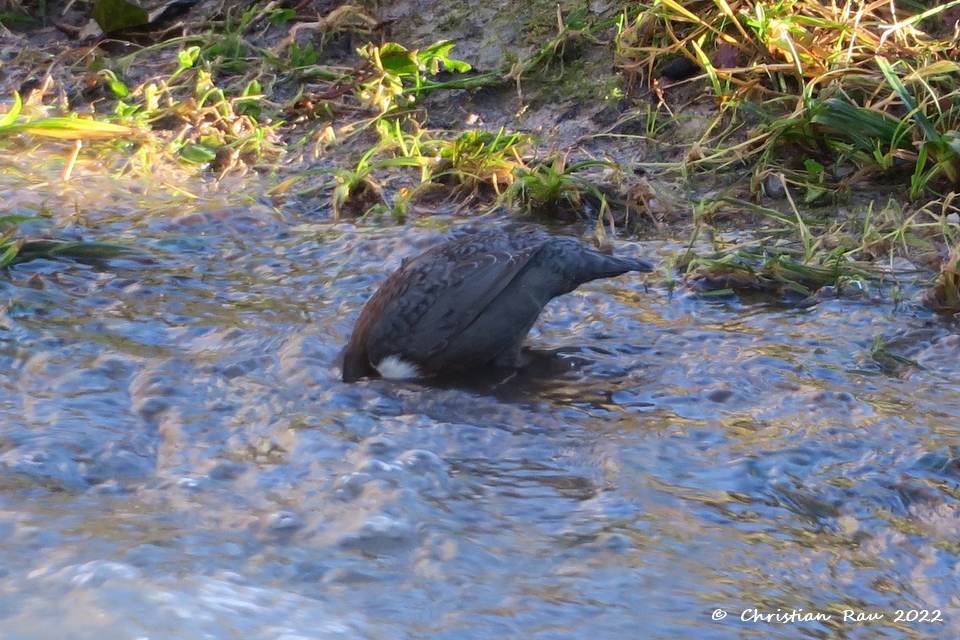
[340,227,653,383]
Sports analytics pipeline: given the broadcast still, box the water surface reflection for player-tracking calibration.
[0,171,958,639]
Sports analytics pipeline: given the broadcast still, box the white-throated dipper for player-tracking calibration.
[341,227,653,382]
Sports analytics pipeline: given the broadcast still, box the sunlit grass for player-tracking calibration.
[3,0,960,295]
[612,0,960,198]
[0,213,137,269]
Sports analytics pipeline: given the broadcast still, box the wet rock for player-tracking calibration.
[763,174,788,199]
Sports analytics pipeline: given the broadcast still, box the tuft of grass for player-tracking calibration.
[427,128,529,197]
[0,92,137,140]
[269,143,426,220]
[680,242,869,300]
[920,242,960,315]
[269,117,529,218]
[504,154,615,220]
[869,334,924,376]
[676,190,952,301]
[611,0,960,201]
[0,215,137,268]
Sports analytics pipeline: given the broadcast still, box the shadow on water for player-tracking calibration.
[411,347,634,403]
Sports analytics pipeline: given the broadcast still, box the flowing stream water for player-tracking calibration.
[1,161,958,639]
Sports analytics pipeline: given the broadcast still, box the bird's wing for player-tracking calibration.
[366,239,546,362]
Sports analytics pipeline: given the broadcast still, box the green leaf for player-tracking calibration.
[179,144,218,164]
[379,51,419,76]
[269,8,296,26]
[236,80,262,117]
[290,41,319,67]
[109,80,129,98]
[378,42,410,56]
[243,79,261,97]
[178,46,201,68]
[92,0,149,34]
[419,41,472,73]
[442,58,471,74]
[804,158,824,176]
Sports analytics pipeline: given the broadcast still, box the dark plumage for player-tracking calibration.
[341,227,653,383]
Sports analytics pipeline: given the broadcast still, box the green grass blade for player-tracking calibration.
[3,117,136,140]
[876,56,939,142]
[0,91,23,128]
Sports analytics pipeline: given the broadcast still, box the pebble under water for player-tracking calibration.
[1,175,960,640]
